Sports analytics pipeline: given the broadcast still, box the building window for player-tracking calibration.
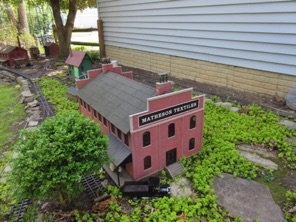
[117,128,122,140]
[189,138,195,150]
[124,134,129,147]
[81,65,84,71]
[144,156,151,170]
[83,101,86,109]
[80,98,83,105]
[190,116,196,129]
[168,123,175,137]
[87,104,90,112]
[94,110,97,118]
[98,113,102,122]
[111,124,115,134]
[143,131,151,147]
[103,117,107,126]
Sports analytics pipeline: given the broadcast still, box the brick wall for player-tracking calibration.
[106,45,296,98]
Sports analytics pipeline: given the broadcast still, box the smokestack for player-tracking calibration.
[17,36,21,48]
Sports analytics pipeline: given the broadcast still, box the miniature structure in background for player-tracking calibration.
[43,42,59,58]
[76,63,205,186]
[29,46,40,60]
[65,50,94,80]
[0,45,29,66]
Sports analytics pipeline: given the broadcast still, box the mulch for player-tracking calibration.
[121,65,296,118]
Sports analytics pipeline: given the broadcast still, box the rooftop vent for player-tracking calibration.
[158,72,168,83]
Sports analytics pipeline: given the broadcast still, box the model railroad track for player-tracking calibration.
[49,75,74,87]
[0,65,31,79]
[33,60,51,78]
[1,62,55,119]
[32,81,55,118]
[11,198,31,222]
[82,175,109,201]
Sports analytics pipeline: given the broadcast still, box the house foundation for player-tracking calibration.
[106,45,296,98]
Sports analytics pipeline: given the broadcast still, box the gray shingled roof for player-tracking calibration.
[67,86,77,96]
[108,134,131,166]
[77,71,156,133]
[0,45,17,54]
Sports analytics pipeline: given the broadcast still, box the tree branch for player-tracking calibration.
[50,0,64,31]
[65,0,77,33]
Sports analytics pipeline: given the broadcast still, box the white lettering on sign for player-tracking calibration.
[139,100,199,126]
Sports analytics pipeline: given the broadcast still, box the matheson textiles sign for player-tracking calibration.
[139,100,199,126]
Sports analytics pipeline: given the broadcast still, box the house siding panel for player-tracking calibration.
[97,0,296,77]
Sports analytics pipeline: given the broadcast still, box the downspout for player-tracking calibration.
[96,0,106,59]
[96,0,100,19]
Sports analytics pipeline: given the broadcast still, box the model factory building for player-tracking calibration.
[76,64,204,185]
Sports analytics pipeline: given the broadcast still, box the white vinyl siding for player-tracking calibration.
[97,0,296,76]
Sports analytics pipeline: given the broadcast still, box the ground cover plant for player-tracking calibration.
[284,191,296,221]
[73,101,296,221]
[2,79,296,221]
[38,77,79,113]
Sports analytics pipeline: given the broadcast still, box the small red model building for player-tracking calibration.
[76,64,204,186]
[44,42,59,58]
[0,45,29,66]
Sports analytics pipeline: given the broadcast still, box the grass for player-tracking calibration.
[0,84,26,175]
[54,62,65,67]
[0,85,26,153]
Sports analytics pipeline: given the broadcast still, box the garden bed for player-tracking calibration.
[1,63,296,221]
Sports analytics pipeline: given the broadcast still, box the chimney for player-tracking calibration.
[17,36,21,48]
[111,60,118,67]
[156,73,173,96]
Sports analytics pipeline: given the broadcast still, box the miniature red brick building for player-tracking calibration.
[76,64,204,185]
[0,45,29,66]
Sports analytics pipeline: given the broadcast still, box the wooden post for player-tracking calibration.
[97,19,106,59]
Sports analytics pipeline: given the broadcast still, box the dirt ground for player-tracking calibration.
[121,65,296,118]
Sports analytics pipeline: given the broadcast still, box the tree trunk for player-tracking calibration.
[18,0,29,33]
[50,0,77,59]
[7,5,19,31]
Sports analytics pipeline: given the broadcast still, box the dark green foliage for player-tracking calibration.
[87,50,100,61]
[9,111,109,205]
